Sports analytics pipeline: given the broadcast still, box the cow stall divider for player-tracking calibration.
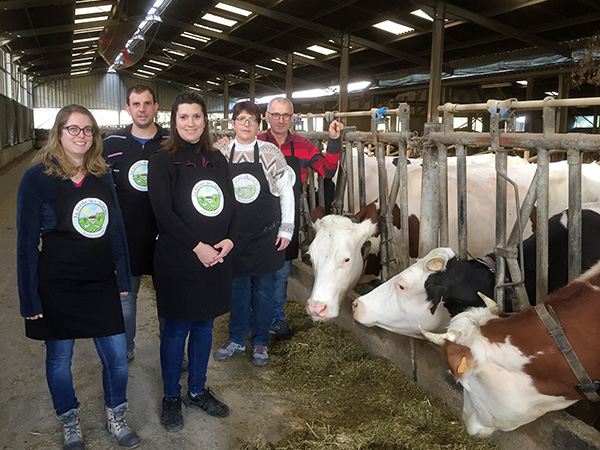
[426,96,600,313]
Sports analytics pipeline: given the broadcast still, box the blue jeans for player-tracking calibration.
[229,273,274,348]
[45,334,128,415]
[120,275,141,356]
[272,260,292,323]
[161,318,214,400]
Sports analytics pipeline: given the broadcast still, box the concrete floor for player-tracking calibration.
[0,154,296,449]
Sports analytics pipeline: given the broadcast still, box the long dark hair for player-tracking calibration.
[162,90,215,154]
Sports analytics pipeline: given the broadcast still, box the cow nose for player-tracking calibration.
[306,301,328,319]
[352,299,359,313]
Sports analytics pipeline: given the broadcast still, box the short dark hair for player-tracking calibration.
[231,101,261,122]
[126,85,157,105]
[162,90,214,154]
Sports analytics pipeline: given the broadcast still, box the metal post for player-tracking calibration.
[339,33,350,114]
[420,122,442,256]
[426,0,445,123]
[567,148,582,281]
[223,77,229,120]
[492,113,507,311]
[455,143,468,260]
[248,64,256,103]
[535,147,550,304]
[286,53,293,100]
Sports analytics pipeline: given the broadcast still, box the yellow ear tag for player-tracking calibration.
[457,356,469,374]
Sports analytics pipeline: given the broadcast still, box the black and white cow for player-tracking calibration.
[352,203,600,336]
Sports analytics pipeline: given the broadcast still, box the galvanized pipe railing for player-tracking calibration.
[427,96,600,313]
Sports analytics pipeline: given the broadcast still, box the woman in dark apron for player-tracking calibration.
[214,101,295,367]
[148,91,237,433]
[16,105,139,449]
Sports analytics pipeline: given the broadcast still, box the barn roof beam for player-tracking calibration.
[412,0,572,58]
[161,17,338,73]
[226,0,450,73]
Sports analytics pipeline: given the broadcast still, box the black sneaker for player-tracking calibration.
[160,397,183,432]
[184,389,229,418]
[269,319,294,340]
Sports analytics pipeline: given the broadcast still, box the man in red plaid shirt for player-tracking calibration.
[260,97,343,340]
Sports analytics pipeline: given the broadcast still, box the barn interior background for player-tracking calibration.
[2,0,600,448]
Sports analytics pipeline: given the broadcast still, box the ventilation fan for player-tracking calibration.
[98,19,146,69]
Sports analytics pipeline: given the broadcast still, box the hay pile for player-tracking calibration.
[217,300,499,450]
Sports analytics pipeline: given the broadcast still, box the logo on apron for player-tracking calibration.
[232,173,261,204]
[191,180,224,217]
[286,165,297,187]
[128,160,149,191]
[72,198,109,238]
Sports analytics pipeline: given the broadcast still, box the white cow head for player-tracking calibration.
[352,247,455,337]
[306,215,377,320]
[421,308,577,436]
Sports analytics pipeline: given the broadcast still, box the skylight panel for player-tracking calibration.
[72,61,92,67]
[173,41,196,50]
[163,48,186,57]
[134,73,150,78]
[181,31,210,43]
[373,20,414,35]
[74,26,104,34]
[144,64,163,71]
[71,69,89,75]
[194,23,223,33]
[271,58,287,65]
[73,36,98,43]
[202,13,237,27]
[189,85,202,91]
[75,16,109,24]
[215,3,252,17]
[255,64,273,71]
[207,80,220,85]
[138,69,155,76]
[293,52,315,60]
[149,59,170,66]
[72,56,94,62]
[75,5,111,15]
[307,45,337,56]
[410,9,433,21]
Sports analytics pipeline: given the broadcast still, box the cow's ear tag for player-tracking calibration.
[426,258,444,272]
[457,356,469,374]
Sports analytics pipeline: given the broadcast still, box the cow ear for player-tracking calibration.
[427,286,444,315]
[311,206,325,223]
[344,213,361,224]
[443,342,475,378]
[358,218,378,240]
[361,240,372,260]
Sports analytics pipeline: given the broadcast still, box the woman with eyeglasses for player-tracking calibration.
[148,91,237,432]
[16,104,140,449]
[214,100,294,367]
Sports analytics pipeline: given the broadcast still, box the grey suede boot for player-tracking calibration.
[105,402,140,448]
[57,407,84,450]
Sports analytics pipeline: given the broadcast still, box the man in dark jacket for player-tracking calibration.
[103,85,168,361]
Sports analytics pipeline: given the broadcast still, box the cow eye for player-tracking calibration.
[344,257,350,263]
[397,283,405,290]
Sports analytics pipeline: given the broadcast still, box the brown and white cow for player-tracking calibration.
[421,262,600,436]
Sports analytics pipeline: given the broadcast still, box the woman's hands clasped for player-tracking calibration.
[193,239,234,267]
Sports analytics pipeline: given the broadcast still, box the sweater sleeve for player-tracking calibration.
[308,136,340,179]
[264,144,295,239]
[104,175,132,292]
[148,150,202,250]
[16,168,44,317]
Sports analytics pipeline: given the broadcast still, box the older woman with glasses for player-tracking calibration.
[16,104,139,449]
[214,100,294,367]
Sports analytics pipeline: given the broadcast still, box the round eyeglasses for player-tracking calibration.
[63,125,94,137]
[234,116,259,125]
